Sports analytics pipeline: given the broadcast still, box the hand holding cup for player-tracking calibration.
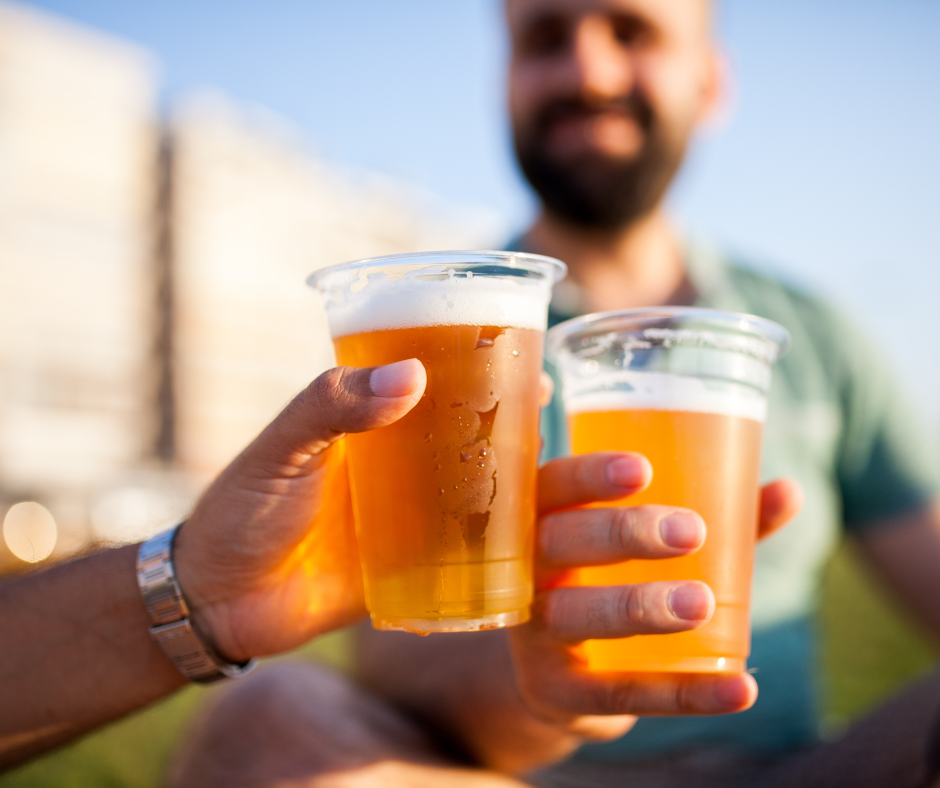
[507,453,802,740]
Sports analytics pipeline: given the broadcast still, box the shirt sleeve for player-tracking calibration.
[832,309,940,532]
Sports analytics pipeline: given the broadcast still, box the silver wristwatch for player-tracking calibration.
[137,521,257,683]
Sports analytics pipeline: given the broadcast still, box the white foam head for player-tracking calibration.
[320,270,553,337]
[564,371,768,423]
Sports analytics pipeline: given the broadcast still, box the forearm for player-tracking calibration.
[857,500,940,641]
[0,545,186,769]
[354,624,583,774]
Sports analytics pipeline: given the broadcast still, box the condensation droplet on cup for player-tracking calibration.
[580,359,600,376]
[425,433,433,442]
[460,451,471,463]
[477,462,485,468]
[512,350,519,357]
[438,488,444,496]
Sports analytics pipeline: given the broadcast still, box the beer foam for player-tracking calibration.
[563,371,767,423]
[323,273,552,337]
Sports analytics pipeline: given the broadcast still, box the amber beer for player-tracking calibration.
[310,252,566,633]
[548,309,788,673]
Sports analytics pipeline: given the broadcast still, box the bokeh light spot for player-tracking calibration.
[3,502,58,563]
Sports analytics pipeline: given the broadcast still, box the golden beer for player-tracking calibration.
[311,252,565,633]
[569,406,763,672]
[548,308,788,673]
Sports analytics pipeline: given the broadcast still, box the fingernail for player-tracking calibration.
[370,360,422,398]
[715,676,753,710]
[604,455,650,489]
[661,512,705,550]
[667,584,712,621]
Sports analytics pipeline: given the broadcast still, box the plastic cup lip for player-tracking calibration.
[306,249,567,290]
[546,306,791,364]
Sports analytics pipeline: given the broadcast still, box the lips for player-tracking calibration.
[542,109,644,158]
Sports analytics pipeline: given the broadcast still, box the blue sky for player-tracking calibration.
[22,0,940,428]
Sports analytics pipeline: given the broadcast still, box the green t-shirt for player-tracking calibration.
[538,245,940,758]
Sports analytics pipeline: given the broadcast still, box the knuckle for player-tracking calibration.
[617,584,647,629]
[593,681,640,715]
[313,367,349,410]
[611,508,641,555]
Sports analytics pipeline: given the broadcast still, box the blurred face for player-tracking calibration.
[507,0,717,228]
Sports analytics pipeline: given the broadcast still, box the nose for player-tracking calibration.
[569,16,635,102]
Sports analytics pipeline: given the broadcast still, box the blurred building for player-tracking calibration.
[169,96,492,480]
[0,2,159,567]
[0,1,497,570]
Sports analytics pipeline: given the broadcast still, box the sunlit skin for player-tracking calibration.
[210,439,365,650]
[0,359,426,768]
[171,366,425,663]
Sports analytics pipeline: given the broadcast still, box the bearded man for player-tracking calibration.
[168,2,940,787]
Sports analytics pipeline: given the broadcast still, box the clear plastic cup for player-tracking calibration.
[309,251,566,633]
[547,307,789,673]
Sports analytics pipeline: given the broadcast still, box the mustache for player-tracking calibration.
[532,94,654,136]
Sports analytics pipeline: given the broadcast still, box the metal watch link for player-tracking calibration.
[137,521,257,683]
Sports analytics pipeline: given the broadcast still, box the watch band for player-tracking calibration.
[137,522,257,683]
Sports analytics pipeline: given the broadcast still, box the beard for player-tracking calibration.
[513,95,689,230]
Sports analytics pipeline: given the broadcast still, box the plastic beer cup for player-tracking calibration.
[546,307,789,673]
[309,251,566,634]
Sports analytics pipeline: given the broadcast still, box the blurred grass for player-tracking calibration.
[2,542,938,786]
[818,541,937,730]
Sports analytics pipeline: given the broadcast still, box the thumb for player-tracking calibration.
[256,359,427,461]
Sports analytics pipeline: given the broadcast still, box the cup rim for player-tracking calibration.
[306,249,567,290]
[546,306,791,362]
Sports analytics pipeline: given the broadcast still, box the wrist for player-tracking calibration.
[137,523,256,682]
[169,518,249,664]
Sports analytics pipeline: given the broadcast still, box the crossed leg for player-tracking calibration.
[165,661,526,788]
[166,661,940,788]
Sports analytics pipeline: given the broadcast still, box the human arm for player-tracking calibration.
[356,456,802,774]
[0,359,426,770]
[854,499,940,639]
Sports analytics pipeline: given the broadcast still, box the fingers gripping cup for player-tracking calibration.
[310,251,566,634]
[547,308,789,673]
